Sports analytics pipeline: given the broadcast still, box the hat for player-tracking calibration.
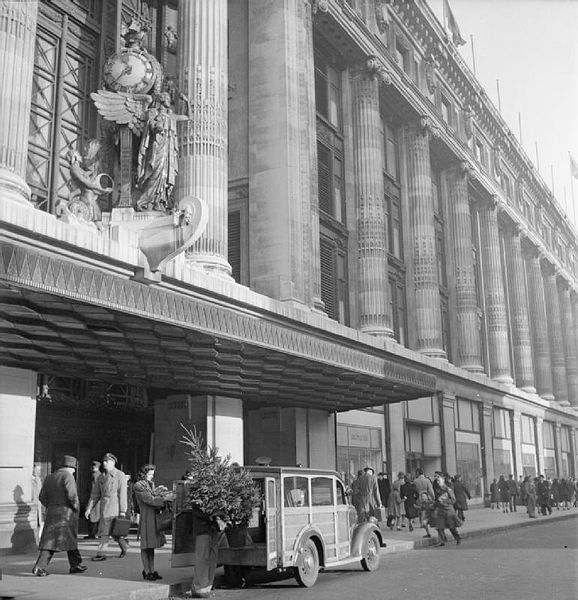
[364,466,374,473]
[102,453,118,464]
[91,460,101,467]
[60,455,78,469]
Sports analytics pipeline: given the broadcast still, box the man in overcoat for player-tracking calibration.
[84,452,128,560]
[356,466,382,522]
[32,455,87,576]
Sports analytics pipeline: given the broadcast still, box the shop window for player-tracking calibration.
[493,448,512,478]
[522,452,537,477]
[456,399,480,432]
[311,477,334,506]
[543,456,556,480]
[456,442,482,497]
[336,424,383,486]
[493,408,512,439]
[521,415,536,444]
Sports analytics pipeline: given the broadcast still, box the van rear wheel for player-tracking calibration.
[294,539,319,587]
[361,532,380,571]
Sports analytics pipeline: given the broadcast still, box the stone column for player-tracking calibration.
[554,423,564,478]
[351,64,392,337]
[176,0,231,276]
[246,0,321,307]
[0,1,38,204]
[0,367,37,553]
[504,225,535,392]
[440,392,457,475]
[386,403,406,476]
[405,122,445,358]
[525,249,554,400]
[534,416,544,475]
[478,197,512,383]
[512,409,523,479]
[542,263,569,405]
[446,163,483,371]
[481,402,495,504]
[558,280,578,407]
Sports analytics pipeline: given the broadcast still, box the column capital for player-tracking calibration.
[310,0,329,15]
[418,115,442,139]
[458,159,477,181]
[363,56,392,85]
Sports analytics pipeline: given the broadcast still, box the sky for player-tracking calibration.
[428,0,578,229]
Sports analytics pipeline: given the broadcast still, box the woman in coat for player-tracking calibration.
[432,474,461,546]
[497,475,510,512]
[387,472,406,530]
[400,474,418,531]
[133,464,175,581]
[490,479,500,509]
[452,474,471,522]
[524,476,537,518]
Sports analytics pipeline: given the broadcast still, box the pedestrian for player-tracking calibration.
[132,464,175,581]
[400,473,418,531]
[507,474,519,512]
[518,475,527,506]
[350,469,364,518]
[432,473,461,546]
[387,472,406,530]
[536,475,552,516]
[498,475,510,512]
[490,478,500,509]
[32,455,87,576]
[377,472,391,510]
[414,468,435,538]
[31,463,44,538]
[452,474,471,522]
[84,452,129,561]
[85,461,101,539]
[524,476,537,518]
[356,466,382,523]
[551,478,560,510]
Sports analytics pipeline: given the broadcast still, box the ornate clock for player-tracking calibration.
[102,47,160,94]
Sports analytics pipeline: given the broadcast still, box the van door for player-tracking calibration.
[265,477,278,570]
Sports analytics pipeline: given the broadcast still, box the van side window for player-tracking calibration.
[336,480,347,505]
[311,477,334,506]
[283,476,309,507]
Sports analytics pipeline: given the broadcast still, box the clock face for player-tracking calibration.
[103,48,156,94]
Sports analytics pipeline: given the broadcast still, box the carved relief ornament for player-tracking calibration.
[459,160,476,180]
[419,115,442,139]
[311,0,329,15]
[463,107,473,140]
[365,56,392,85]
[375,0,389,34]
[424,57,437,94]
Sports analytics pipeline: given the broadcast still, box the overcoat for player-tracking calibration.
[88,471,100,523]
[133,479,167,549]
[387,478,406,518]
[90,467,127,536]
[431,487,459,530]
[452,481,471,511]
[356,472,381,516]
[38,468,80,552]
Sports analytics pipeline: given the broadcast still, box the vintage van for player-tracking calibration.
[172,466,385,588]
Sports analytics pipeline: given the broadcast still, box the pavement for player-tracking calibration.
[0,505,577,600]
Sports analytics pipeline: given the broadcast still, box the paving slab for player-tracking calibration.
[1,506,576,600]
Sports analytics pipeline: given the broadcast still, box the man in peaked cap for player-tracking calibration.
[32,455,87,576]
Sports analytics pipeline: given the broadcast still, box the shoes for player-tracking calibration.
[144,572,157,581]
[119,549,127,558]
[455,538,461,545]
[423,534,432,538]
[91,554,106,561]
[69,564,88,574]
[435,542,445,547]
[142,570,147,580]
[32,566,49,577]
[409,523,414,532]
[152,571,162,580]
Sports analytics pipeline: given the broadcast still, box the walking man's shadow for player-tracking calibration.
[11,485,37,554]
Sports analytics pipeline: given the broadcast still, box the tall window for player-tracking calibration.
[337,424,382,486]
[27,3,103,213]
[315,45,348,324]
[521,415,536,444]
[389,276,407,345]
[455,399,480,432]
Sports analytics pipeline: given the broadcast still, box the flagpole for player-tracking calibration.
[571,156,577,228]
[535,142,540,172]
[518,112,523,145]
[550,165,555,195]
[470,34,477,75]
[496,80,502,113]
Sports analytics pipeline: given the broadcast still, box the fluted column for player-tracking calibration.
[405,122,445,358]
[478,197,512,383]
[504,225,535,392]
[177,0,231,276]
[542,263,569,405]
[558,281,578,407]
[0,0,38,204]
[525,250,554,400]
[446,163,483,370]
[246,0,321,306]
[351,65,392,337]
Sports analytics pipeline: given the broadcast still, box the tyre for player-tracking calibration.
[294,538,320,587]
[361,532,380,572]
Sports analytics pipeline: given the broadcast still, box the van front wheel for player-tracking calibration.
[361,532,380,571]
[294,539,319,587]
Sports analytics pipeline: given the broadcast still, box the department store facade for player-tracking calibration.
[1,0,577,552]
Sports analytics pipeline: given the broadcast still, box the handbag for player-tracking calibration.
[155,506,173,533]
[110,516,131,537]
